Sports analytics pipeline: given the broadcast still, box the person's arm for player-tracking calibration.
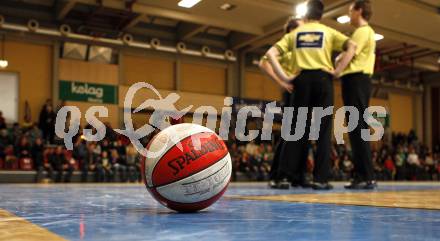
[259,58,294,93]
[328,28,355,77]
[266,47,293,83]
[333,40,357,77]
[265,33,297,83]
[335,27,372,77]
[335,52,344,66]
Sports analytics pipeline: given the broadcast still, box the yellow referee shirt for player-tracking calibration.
[261,52,299,76]
[341,25,376,76]
[275,22,349,71]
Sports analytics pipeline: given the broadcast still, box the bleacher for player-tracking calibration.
[0,170,90,183]
[0,154,109,183]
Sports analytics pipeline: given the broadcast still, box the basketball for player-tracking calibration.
[1,1,439,240]
[143,123,232,212]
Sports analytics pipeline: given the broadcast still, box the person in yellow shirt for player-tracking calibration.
[259,17,307,189]
[266,0,357,190]
[259,17,302,96]
[340,0,377,190]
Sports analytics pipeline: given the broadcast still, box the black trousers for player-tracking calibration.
[269,91,290,181]
[270,90,309,182]
[269,138,283,180]
[271,138,307,181]
[341,73,374,181]
[277,70,333,183]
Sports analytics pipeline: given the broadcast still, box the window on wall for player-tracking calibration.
[60,43,118,64]
[0,72,19,123]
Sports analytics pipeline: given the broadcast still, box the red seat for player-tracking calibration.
[4,146,18,170]
[19,158,33,170]
[5,156,19,170]
[65,150,73,160]
[64,150,79,170]
[70,158,79,170]
[0,158,4,169]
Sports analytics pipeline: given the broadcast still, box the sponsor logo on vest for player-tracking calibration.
[296,31,324,48]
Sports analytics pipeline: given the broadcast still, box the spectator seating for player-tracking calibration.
[19,158,33,170]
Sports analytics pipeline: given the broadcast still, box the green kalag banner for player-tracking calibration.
[59,80,118,104]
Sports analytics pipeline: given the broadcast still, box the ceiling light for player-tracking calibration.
[337,15,350,24]
[178,0,202,8]
[220,3,236,11]
[0,60,8,68]
[374,33,384,41]
[295,2,308,18]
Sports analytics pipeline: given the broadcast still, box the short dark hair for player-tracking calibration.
[353,0,373,21]
[284,17,300,34]
[306,0,324,20]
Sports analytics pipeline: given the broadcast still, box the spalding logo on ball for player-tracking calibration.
[143,123,232,212]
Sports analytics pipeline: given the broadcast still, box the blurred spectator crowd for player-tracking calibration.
[0,100,144,183]
[0,100,439,183]
[227,130,440,182]
[329,131,440,181]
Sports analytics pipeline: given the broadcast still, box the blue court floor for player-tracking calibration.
[1,182,440,241]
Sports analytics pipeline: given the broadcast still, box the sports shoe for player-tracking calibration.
[268,179,290,189]
[291,180,313,188]
[311,182,333,190]
[344,179,362,189]
[345,180,378,190]
[363,180,378,190]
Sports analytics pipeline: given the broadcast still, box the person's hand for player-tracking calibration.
[324,68,336,76]
[333,70,342,78]
[280,82,294,93]
[326,68,342,78]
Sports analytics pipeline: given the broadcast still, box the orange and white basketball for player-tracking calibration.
[144,123,232,212]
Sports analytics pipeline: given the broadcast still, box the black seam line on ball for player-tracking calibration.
[155,151,229,189]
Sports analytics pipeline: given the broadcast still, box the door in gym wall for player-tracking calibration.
[0,72,18,124]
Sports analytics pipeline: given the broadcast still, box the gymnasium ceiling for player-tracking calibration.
[0,0,439,84]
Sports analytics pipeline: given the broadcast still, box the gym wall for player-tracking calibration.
[122,54,175,90]
[120,52,228,128]
[244,70,282,101]
[389,93,414,134]
[0,38,423,137]
[432,87,440,147]
[180,62,227,95]
[0,41,52,125]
